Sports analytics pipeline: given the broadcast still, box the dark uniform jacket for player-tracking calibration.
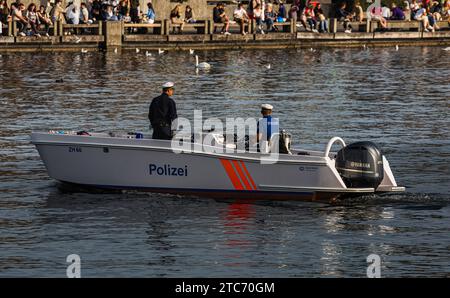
[148,93,178,128]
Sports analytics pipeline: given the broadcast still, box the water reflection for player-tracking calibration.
[1,47,450,276]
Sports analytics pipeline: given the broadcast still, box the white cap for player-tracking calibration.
[261,104,273,110]
[162,82,174,89]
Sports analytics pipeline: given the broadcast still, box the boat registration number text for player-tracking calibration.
[68,146,82,153]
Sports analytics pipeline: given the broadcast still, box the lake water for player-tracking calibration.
[0,47,449,277]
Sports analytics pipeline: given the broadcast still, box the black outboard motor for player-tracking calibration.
[335,141,384,188]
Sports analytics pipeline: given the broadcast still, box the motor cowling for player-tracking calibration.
[335,141,384,188]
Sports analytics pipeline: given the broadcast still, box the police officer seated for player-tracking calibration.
[257,104,279,153]
[148,82,178,140]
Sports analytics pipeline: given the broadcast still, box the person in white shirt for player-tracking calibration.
[253,4,264,34]
[66,1,80,25]
[25,3,40,37]
[414,4,434,32]
[403,0,411,21]
[233,3,249,35]
[12,3,29,36]
[381,5,391,18]
[79,2,89,24]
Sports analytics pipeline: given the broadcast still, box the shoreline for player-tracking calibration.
[1,31,450,53]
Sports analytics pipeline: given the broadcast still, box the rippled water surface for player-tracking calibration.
[0,47,449,277]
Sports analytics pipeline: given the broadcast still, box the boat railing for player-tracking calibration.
[324,137,346,158]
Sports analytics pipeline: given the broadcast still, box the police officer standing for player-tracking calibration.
[148,82,178,140]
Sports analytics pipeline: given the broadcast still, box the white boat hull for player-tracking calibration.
[31,132,404,202]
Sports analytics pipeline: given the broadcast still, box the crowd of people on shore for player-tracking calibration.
[1,0,450,37]
[336,0,450,33]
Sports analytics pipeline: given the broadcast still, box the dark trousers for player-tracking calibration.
[17,20,28,33]
[152,126,172,140]
[130,8,139,23]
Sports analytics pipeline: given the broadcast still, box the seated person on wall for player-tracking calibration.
[264,3,277,32]
[170,4,184,34]
[79,3,91,24]
[444,1,450,21]
[213,2,230,35]
[37,5,53,37]
[102,3,118,22]
[390,3,406,20]
[305,4,318,32]
[233,3,250,35]
[410,0,420,19]
[117,0,131,22]
[369,5,388,31]
[130,0,140,23]
[314,2,328,32]
[66,1,80,25]
[335,2,355,33]
[288,4,299,23]
[11,3,28,37]
[253,4,265,34]
[143,2,156,24]
[277,1,287,22]
[426,7,440,30]
[354,1,364,22]
[184,5,196,23]
[429,1,443,21]
[381,2,391,19]
[0,0,10,35]
[413,4,436,32]
[402,0,411,21]
[25,3,41,37]
[50,0,66,24]
[298,6,310,31]
[246,0,255,19]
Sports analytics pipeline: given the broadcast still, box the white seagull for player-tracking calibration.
[114,48,118,54]
[443,47,450,51]
[135,48,140,53]
[158,48,165,55]
[195,55,211,70]
[81,48,88,53]
[265,64,271,70]
[395,45,399,51]
[189,49,194,55]
[145,51,152,57]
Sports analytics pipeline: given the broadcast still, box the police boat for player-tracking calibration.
[31,130,405,202]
